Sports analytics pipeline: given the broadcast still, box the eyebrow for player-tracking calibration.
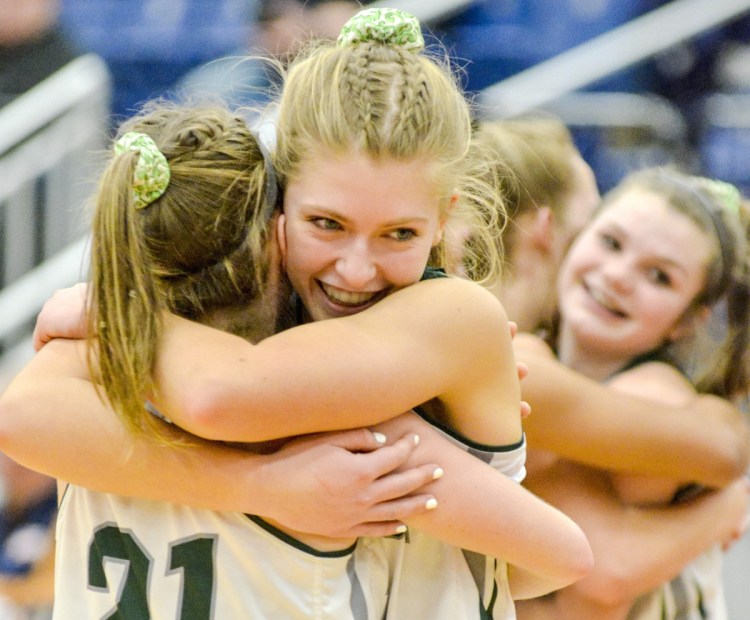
[604,221,691,278]
[304,206,432,226]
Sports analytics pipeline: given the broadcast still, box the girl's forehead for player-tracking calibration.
[286,150,442,216]
[595,189,678,232]
[601,187,666,214]
[592,188,714,264]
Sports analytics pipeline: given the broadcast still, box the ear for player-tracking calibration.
[433,194,459,246]
[530,207,555,254]
[276,213,288,270]
[667,305,711,343]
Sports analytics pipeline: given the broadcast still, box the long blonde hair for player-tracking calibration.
[273,30,505,282]
[473,115,582,261]
[88,102,277,437]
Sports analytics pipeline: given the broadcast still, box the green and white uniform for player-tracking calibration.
[53,486,393,619]
[55,268,525,619]
[379,418,526,620]
[53,428,525,620]
[627,548,726,620]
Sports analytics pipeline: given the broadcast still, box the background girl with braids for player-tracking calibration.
[0,7,593,619]
[514,167,750,620]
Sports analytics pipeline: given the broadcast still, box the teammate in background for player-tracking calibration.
[0,9,593,619]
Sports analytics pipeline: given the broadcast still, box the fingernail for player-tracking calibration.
[432,467,444,480]
[413,434,420,446]
[395,524,407,534]
[373,432,387,444]
[425,498,438,510]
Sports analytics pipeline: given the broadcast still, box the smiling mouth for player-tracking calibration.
[586,285,628,318]
[319,282,385,307]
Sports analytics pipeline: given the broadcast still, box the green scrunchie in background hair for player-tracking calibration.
[697,177,742,215]
[337,7,424,52]
[114,132,171,209]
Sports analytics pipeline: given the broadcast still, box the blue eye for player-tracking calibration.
[388,229,416,241]
[312,217,341,231]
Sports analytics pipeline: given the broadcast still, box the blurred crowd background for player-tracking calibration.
[48,0,750,193]
[2,0,750,617]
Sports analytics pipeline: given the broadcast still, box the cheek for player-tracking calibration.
[637,291,686,334]
[556,255,582,297]
[283,229,328,279]
[381,247,434,287]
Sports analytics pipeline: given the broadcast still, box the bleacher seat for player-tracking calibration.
[437,0,663,93]
[59,0,252,119]
[699,93,750,195]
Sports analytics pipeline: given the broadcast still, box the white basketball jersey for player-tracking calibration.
[628,546,727,620]
[53,485,390,619]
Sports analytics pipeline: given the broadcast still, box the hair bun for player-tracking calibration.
[337,7,424,52]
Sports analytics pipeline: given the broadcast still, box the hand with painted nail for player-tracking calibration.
[259,426,441,538]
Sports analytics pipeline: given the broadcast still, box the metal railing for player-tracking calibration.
[0,54,109,385]
[3,0,750,386]
[478,0,750,118]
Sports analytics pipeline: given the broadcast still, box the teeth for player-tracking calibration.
[321,282,378,306]
[590,288,610,307]
[589,287,625,317]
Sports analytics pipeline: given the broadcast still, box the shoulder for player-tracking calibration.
[387,276,507,320]
[369,277,510,341]
[609,361,695,406]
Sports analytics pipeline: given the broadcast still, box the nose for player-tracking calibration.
[601,256,633,292]
[334,237,378,288]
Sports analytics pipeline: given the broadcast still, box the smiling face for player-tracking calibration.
[556,187,713,377]
[279,149,446,322]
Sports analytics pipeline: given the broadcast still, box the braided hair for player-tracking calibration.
[89,101,277,437]
[273,17,505,283]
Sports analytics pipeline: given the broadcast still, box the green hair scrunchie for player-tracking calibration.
[697,177,742,215]
[114,132,171,209]
[337,7,424,52]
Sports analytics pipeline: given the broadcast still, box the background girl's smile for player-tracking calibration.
[557,188,712,378]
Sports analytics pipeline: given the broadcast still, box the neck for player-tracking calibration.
[492,258,556,334]
[555,322,630,382]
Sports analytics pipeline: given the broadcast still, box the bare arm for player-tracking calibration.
[153,278,522,445]
[606,362,698,505]
[525,460,748,612]
[516,339,750,486]
[0,339,591,597]
[0,340,439,539]
[375,414,593,599]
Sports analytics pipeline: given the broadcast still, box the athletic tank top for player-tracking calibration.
[611,352,726,620]
[55,267,521,619]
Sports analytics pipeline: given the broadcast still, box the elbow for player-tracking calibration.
[509,539,594,601]
[0,390,35,462]
[557,518,596,588]
[709,425,750,486]
[565,538,596,587]
[701,398,750,485]
[163,382,236,441]
[573,557,642,608]
[729,426,750,480]
[161,378,267,442]
[540,530,595,594]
